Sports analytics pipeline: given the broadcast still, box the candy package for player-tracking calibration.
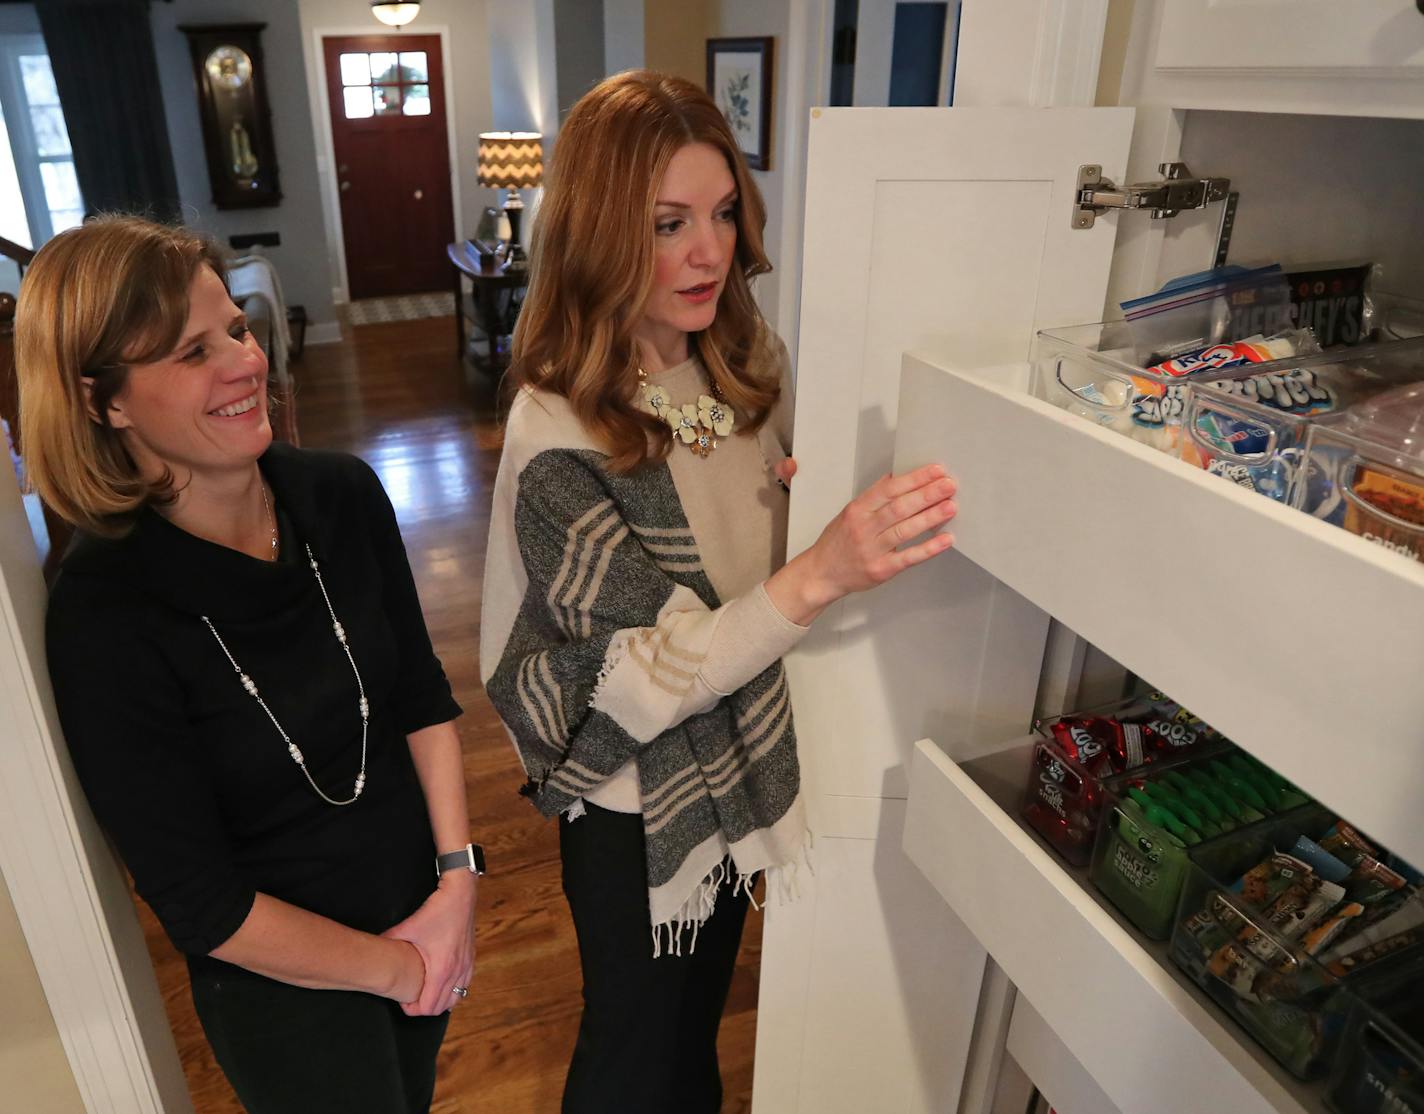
[1121,264,1296,366]
[1022,693,1223,867]
[1283,262,1375,348]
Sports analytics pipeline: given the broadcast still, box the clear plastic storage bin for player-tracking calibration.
[1032,303,1424,459]
[1294,379,1424,563]
[1326,955,1424,1114]
[1179,337,1424,504]
[1090,753,1312,941]
[1031,319,1193,454]
[1171,813,1424,1081]
[1023,696,1223,868]
[1169,808,1349,1079]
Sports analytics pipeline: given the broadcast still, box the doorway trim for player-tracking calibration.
[0,479,194,1113]
[305,24,463,308]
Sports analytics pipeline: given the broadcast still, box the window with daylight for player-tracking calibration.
[0,32,83,246]
[339,50,430,119]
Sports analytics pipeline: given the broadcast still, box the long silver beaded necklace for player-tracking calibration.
[200,483,370,806]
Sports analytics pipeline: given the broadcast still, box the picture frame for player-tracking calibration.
[706,37,774,171]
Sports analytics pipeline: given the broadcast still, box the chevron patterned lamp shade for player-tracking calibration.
[477,132,544,190]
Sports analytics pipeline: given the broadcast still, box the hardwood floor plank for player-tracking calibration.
[132,317,763,1111]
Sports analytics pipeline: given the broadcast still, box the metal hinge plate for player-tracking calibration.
[1073,162,1230,229]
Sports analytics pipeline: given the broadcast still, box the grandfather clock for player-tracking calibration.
[180,23,282,208]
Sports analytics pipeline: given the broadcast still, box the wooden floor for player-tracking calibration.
[136,316,763,1112]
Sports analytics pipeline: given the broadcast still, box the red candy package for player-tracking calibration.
[1052,712,1208,779]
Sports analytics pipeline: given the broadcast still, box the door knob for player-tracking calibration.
[414,188,424,200]
[340,181,350,192]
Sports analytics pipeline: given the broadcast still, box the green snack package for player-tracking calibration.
[1163,772,1234,829]
[1226,755,1286,811]
[1237,752,1309,806]
[1184,769,1258,821]
[1209,761,1269,813]
[1093,800,1191,939]
[1142,781,1224,838]
[1128,787,1201,844]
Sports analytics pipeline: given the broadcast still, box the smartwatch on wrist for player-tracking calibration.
[435,842,486,879]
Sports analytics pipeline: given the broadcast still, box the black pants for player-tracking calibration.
[189,961,449,1114]
[560,803,750,1114]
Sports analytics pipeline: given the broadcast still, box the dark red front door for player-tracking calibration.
[323,35,453,299]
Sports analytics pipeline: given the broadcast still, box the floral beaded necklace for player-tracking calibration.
[637,366,735,458]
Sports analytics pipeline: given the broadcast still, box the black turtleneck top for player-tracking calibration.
[45,443,462,963]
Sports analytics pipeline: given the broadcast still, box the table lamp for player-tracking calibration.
[477,131,543,271]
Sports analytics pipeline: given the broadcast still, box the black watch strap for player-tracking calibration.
[435,843,486,878]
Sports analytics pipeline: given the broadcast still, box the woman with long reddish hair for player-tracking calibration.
[480,71,958,1112]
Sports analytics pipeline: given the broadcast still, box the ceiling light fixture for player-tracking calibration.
[370,1,420,28]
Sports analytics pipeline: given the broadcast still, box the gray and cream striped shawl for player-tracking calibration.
[480,389,807,950]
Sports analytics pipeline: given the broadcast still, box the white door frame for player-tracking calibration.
[0,480,194,1113]
[305,24,464,308]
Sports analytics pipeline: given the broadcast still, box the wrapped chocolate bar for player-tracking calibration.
[1283,262,1374,348]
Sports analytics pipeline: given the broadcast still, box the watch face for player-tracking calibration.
[205,45,253,91]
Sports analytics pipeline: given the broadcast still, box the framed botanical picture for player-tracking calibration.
[706,37,774,171]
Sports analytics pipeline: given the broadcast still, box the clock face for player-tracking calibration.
[205,45,253,91]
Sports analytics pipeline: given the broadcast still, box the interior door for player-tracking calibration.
[752,106,1134,1114]
[323,35,453,299]
[834,0,961,107]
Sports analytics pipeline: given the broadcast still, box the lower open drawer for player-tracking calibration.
[903,736,1325,1114]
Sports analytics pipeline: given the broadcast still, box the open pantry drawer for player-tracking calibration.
[892,353,1424,870]
[903,737,1322,1114]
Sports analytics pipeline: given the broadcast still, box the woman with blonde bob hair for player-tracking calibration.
[480,71,959,1112]
[19,215,477,1114]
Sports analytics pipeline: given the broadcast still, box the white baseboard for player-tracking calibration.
[305,321,343,346]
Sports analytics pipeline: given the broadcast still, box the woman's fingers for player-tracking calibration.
[877,531,955,578]
[863,463,950,511]
[872,477,957,535]
[882,498,957,546]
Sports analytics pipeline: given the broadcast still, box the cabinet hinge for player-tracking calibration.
[1073,162,1230,230]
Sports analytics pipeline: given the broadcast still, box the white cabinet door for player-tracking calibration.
[1157,0,1424,73]
[754,106,1135,1114]
[784,105,1133,804]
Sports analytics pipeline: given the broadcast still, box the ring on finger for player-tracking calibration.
[451,985,468,999]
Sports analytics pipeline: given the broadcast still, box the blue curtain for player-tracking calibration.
[35,0,181,221]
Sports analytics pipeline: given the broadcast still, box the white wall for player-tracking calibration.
[486,0,559,139]
[554,0,606,120]
[710,0,794,333]
[0,874,83,1114]
[604,0,645,74]
[150,0,337,331]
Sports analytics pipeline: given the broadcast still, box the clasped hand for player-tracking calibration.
[382,872,478,1015]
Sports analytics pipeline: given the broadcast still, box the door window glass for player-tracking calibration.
[339,49,432,119]
[343,85,374,119]
[402,84,430,116]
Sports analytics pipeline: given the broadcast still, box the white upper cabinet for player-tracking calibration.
[1134,0,1424,117]
[1157,0,1424,73]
